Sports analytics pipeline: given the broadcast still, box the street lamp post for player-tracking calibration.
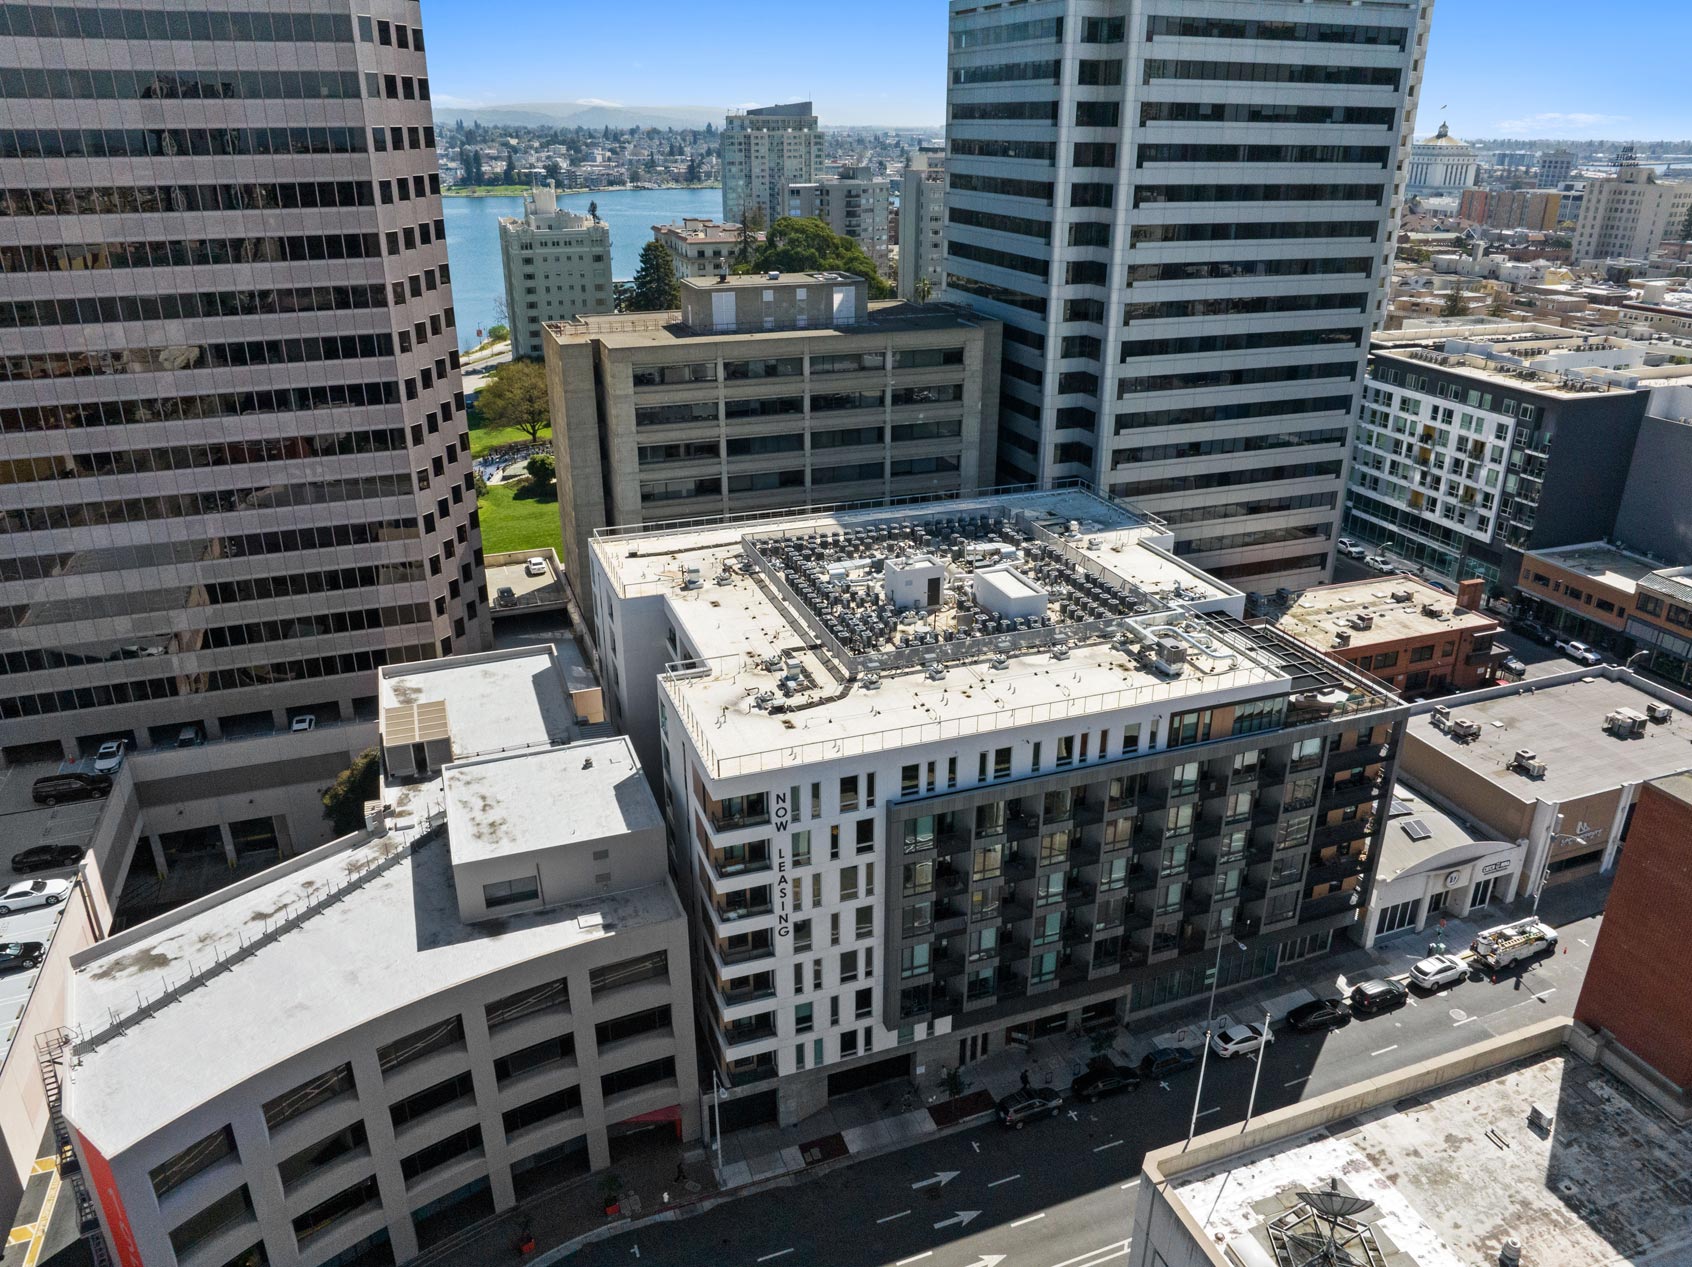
[1186,939,1246,1148]
[1243,1009,1273,1131]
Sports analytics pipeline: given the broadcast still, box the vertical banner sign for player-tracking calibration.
[71,1128,144,1267]
[773,789,791,938]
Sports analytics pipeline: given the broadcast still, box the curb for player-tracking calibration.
[532,1108,998,1263]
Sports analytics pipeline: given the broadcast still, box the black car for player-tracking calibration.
[1349,978,1410,1016]
[996,1086,1063,1129]
[30,772,111,806]
[1072,1059,1140,1102]
[0,942,43,974]
[1139,1046,1198,1079]
[10,845,84,874]
[1286,997,1352,1032]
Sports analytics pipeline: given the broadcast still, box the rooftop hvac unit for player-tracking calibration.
[1348,612,1375,631]
[1606,708,1648,738]
[1421,603,1447,619]
[1153,639,1188,677]
[1646,702,1673,723]
[1391,589,1415,603]
[1333,630,1352,648]
[1511,748,1547,777]
[681,565,703,590]
[1431,704,1452,729]
[1450,717,1483,740]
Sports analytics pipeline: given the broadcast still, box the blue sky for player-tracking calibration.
[422,0,1690,138]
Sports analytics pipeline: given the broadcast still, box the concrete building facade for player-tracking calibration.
[652,219,759,281]
[898,147,946,302]
[498,186,613,358]
[1538,148,1576,189]
[542,272,1002,593]
[62,648,697,1267]
[0,0,490,874]
[590,490,1408,1127]
[720,102,822,227]
[1458,187,1563,232]
[942,0,1430,593]
[1514,541,1692,688]
[1572,160,1692,262]
[1344,326,1651,595]
[785,164,894,276]
[1407,122,1478,194]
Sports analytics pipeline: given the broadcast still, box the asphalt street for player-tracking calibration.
[570,909,1599,1267]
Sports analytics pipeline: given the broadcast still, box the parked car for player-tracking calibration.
[0,878,71,915]
[1513,619,1556,647]
[496,586,518,608]
[1139,1046,1198,1079]
[1471,918,1558,969]
[10,845,84,874]
[1499,656,1528,679]
[0,942,44,974]
[1072,1059,1140,1102]
[1349,978,1409,1016]
[176,725,205,748]
[1409,953,1470,991]
[1285,997,1351,1032]
[1556,639,1605,667]
[996,1086,1064,1128]
[1336,538,1367,559]
[290,714,317,733]
[30,772,111,806]
[524,556,549,577]
[92,740,126,774]
[1210,1023,1271,1059]
[1364,555,1397,574]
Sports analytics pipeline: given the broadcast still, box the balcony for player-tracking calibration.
[1007,816,1040,842]
[1313,818,1372,849]
[713,932,775,967]
[722,1015,778,1050]
[1306,856,1366,888]
[722,1054,777,1087]
[1004,851,1037,880]
[705,803,770,834]
[1065,879,1095,906]
[1301,890,1361,922]
[709,892,773,929]
[1328,743,1385,772]
[936,864,967,896]
[933,900,967,935]
[709,844,772,881]
[1323,779,1383,811]
[716,974,777,1011]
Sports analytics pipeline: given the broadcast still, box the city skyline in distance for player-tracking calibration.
[422,0,1692,138]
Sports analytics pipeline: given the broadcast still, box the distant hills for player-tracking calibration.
[433,102,940,131]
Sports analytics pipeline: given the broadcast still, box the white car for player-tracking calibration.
[1408,953,1469,990]
[1556,639,1604,667]
[1336,538,1367,560]
[0,878,71,915]
[290,714,317,732]
[524,557,549,577]
[1209,1022,1270,1059]
[1364,555,1397,574]
[92,741,126,774]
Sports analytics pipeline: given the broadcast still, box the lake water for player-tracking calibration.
[443,186,723,349]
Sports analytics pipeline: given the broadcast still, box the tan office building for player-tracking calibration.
[542,273,1001,592]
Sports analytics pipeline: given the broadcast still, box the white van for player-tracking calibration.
[1471,918,1557,968]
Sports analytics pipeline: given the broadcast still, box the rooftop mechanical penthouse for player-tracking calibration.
[590,490,1411,1127]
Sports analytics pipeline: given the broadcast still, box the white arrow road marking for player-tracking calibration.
[1067,1109,1080,1121]
[912,1171,960,1190]
[876,1211,911,1224]
[934,1210,982,1230]
[895,1254,932,1266]
[1012,1212,1046,1227]
[971,1140,981,1153]
[987,1174,1021,1187]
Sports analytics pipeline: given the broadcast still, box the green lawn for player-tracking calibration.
[469,420,550,458]
[478,482,563,557]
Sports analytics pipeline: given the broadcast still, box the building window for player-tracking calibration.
[485,977,568,1031]
[277,1123,369,1191]
[601,1057,677,1100]
[150,1126,237,1200]
[589,950,667,997]
[494,1034,575,1083]
[595,1005,672,1049]
[1374,898,1418,937]
[502,1086,583,1137]
[377,1017,466,1074]
[263,1063,356,1130]
[291,1177,378,1248]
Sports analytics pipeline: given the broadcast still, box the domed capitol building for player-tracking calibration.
[1408,122,1478,194]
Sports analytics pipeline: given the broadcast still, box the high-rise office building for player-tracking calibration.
[1538,148,1576,189]
[0,2,488,843]
[785,164,894,276]
[720,102,823,227]
[943,0,1430,592]
[499,186,613,358]
[898,147,947,301]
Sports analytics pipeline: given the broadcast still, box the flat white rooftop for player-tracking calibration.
[66,827,681,1156]
[1408,674,1692,804]
[444,736,662,866]
[1275,577,1496,650]
[1173,1051,1692,1266]
[1525,540,1661,593]
[380,646,576,758]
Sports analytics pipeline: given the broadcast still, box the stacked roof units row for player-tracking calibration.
[589,490,1408,1126]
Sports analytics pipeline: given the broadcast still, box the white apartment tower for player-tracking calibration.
[943,0,1431,593]
[720,102,823,227]
[1572,157,1692,263]
[898,147,948,301]
[785,164,894,276]
[499,186,613,358]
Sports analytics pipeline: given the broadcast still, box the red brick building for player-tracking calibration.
[1575,773,1692,1091]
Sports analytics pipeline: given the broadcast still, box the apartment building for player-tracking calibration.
[942,0,1430,591]
[1572,158,1692,262]
[1538,148,1576,189]
[785,164,894,276]
[720,102,822,226]
[1458,188,1563,232]
[588,489,1408,1127]
[898,147,947,301]
[1514,542,1692,686]
[1271,575,1505,698]
[63,647,696,1267]
[498,186,612,358]
[541,272,1002,592]
[0,0,488,872]
[1344,326,1652,594]
[653,219,759,280]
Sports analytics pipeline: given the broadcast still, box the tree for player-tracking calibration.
[628,240,681,312]
[912,276,934,303]
[745,217,895,298]
[1441,285,1469,318]
[322,748,380,836]
[477,359,550,441]
[486,322,510,342]
[588,199,599,222]
[525,453,556,492]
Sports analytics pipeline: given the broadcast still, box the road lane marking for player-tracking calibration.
[895,1254,932,1266]
[1050,1242,1130,1267]
[1454,1015,1481,1026]
[1093,1139,1124,1153]
[1370,1045,1399,1056]
[1012,1212,1047,1228]
[1283,1075,1308,1087]
[987,1174,1021,1187]
[877,1211,911,1224]
[1120,1178,1141,1190]
[756,1252,794,1263]
[1533,986,1557,1002]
